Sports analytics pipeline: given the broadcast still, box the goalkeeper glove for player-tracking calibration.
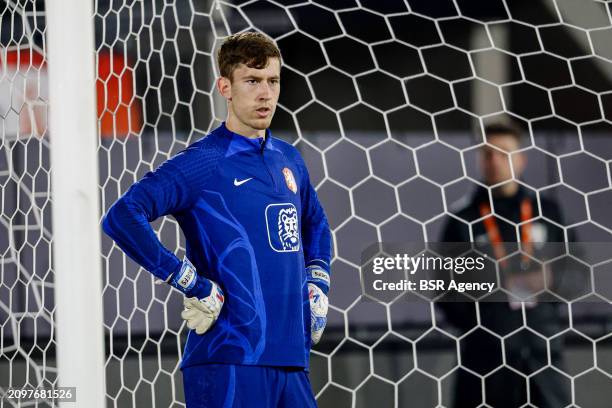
[307,264,330,345]
[168,258,225,335]
[181,282,225,335]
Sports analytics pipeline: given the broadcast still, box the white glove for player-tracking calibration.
[181,281,225,335]
[309,283,328,345]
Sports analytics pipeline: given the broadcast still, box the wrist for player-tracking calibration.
[169,258,212,299]
[306,263,330,295]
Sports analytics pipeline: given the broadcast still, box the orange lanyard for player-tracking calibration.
[479,198,533,266]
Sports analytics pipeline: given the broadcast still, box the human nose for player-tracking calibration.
[489,150,508,166]
[258,82,273,100]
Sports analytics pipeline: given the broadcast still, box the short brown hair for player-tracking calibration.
[217,32,281,81]
[484,122,523,143]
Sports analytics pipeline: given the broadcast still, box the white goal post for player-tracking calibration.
[46,0,106,406]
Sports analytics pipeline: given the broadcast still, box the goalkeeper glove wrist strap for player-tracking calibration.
[169,258,212,299]
[306,262,330,295]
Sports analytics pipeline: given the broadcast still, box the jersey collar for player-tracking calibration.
[220,122,274,156]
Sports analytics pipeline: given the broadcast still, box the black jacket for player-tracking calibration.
[438,185,571,408]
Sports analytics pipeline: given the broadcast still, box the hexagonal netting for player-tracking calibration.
[2,0,612,407]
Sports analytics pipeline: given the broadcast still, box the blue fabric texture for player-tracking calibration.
[102,123,332,369]
[183,364,317,408]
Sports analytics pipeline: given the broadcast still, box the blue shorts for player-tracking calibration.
[183,364,317,408]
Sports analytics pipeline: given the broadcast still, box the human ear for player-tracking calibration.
[217,77,232,101]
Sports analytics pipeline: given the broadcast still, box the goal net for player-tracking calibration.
[2,0,612,407]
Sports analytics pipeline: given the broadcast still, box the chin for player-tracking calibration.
[250,118,273,130]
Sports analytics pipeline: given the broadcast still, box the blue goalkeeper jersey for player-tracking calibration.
[102,123,332,369]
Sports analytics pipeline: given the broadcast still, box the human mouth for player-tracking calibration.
[256,107,271,118]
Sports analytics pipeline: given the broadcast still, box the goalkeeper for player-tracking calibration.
[102,32,331,407]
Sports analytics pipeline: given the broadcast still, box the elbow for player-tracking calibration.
[101,204,116,237]
[102,196,130,238]
[101,195,149,238]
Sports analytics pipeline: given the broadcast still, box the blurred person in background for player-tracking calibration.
[438,122,570,408]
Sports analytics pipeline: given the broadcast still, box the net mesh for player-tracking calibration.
[0,0,55,405]
[2,0,612,407]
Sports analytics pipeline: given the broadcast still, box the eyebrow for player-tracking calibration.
[242,75,280,81]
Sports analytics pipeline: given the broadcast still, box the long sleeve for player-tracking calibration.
[102,147,203,281]
[298,157,332,278]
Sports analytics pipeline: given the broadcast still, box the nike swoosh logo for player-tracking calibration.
[233,177,253,186]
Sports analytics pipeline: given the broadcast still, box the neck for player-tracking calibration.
[494,182,519,197]
[226,115,265,139]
